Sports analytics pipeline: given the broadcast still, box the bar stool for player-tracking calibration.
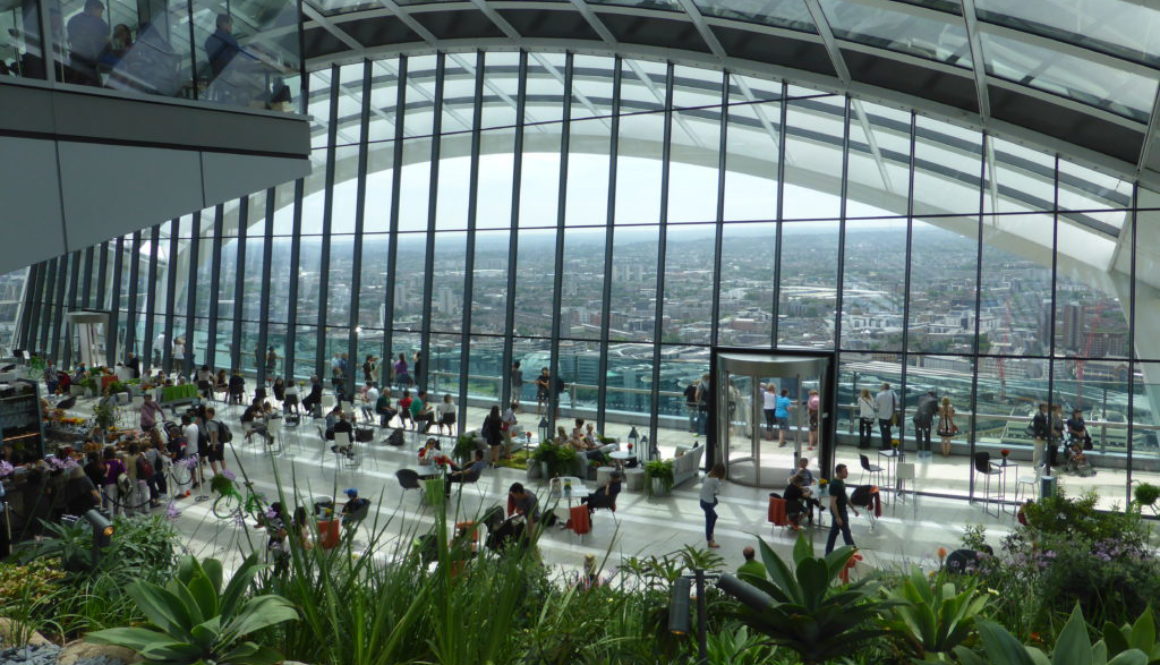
[893,462,917,517]
[973,452,1002,516]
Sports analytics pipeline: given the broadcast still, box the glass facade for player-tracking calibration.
[17,50,1160,507]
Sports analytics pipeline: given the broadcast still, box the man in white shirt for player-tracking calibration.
[874,383,897,450]
[365,383,380,406]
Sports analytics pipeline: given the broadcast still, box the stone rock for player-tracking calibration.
[57,641,140,665]
[0,618,51,647]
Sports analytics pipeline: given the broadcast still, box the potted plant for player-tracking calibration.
[1133,482,1159,513]
[555,445,578,478]
[645,459,675,497]
[453,433,478,465]
[532,442,560,480]
[78,375,98,398]
[92,400,115,438]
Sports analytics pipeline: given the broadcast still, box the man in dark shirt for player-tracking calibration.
[825,464,859,555]
[683,380,699,433]
[204,13,240,79]
[67,0,108,82]
[445,449,487,496]
[1066,409,1092,450]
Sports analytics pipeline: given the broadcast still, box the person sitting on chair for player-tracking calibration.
[340,488,370,527]
[330,412,354,457]
[445,449,487,496]
[784,475,812,528]
[581,470,621,515]
[1066,409,1093,451]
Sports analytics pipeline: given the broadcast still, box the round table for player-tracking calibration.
[608,450,637,470]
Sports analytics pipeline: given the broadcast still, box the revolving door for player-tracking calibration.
[713,351,835,488]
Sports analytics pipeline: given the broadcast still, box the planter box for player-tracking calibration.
[650,478,671,497]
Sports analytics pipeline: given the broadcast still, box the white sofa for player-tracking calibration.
[672,443,706,488]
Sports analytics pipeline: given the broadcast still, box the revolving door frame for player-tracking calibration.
[708,348,838,488]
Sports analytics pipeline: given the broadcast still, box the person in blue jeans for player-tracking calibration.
[699,463,726,548]
[775,389,793,447]
[825,463,859,554]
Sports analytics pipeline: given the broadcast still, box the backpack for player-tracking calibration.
[137,454,155,479]
[387,428,405,447]
[216,420,234,443]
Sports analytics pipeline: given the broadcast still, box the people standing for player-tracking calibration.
[362,355,377,387]
[775,388,792,447]
[483,405,504,466]
[534,367,551,416]
[510,361,523,407]
[695,374,712,436]
[760,383,777,434]
[699,463,726,549]
[936,397,957,457]
[684,380,700,433]
[393,353,410,391]
[1049,404,1065,469]
[501,402,519,458]
[806,389,820,451]
[857,388,875,449]
[825,463,858,555]
[874,383,897,450]
[204,406,227,476]
[266,346,278,378]
[1031,402,1049,474]
[139,393,164,447]
[913,390,938,456]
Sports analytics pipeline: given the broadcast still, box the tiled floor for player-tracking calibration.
[51,390,1044,578]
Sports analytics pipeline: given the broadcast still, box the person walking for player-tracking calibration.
[857,388,875,449]
[483,405,504,466]
[936,397,957,457]
[874,383,897,450]
[699,463,726,549]
[825,463,858,555]
[393,353,410,391]
[684,380,700,433]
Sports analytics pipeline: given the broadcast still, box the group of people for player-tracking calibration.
[857,383,958,456]
[1030,403,1095,476]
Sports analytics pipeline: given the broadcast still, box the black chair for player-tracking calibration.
[396,469,422,502]
[973,452,1003,515]
[585,482,621,524]
[859,454,883,486]
[57,395,77,410]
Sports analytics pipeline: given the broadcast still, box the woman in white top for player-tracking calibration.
[857,388,876,449]
[761,383,778,433]
[435,394,457,436]
[699,463,726,549]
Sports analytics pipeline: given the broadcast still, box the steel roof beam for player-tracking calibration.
[802,0,851,85]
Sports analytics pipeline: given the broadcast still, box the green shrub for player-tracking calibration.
[87,554,298,665]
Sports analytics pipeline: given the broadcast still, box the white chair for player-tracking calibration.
[1015,475,1037,505]
[893,462,917,517]
[334,431,359,469]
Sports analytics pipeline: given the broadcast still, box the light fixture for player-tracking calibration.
[717,573,774,613]
[667,576,691,635]
[538,417,550,443]
[83,509,114,567]
[628,426,639,448]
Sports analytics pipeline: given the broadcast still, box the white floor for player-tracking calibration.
[53,391,1034,579]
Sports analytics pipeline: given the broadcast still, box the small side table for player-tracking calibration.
[609,450,637,471]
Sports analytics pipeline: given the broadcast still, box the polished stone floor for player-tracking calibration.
[51,389,1048,579]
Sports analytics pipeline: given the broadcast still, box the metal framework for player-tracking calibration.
[16,47,1160,509]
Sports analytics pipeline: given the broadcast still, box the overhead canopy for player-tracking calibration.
[296,0,1160,189]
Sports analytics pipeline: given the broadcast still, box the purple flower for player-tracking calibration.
[166,501,181,520]
[221,469,237,481]
[0,460,13,478]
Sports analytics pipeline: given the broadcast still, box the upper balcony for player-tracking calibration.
[0,0,310,274]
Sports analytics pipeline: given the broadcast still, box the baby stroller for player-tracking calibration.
[1063,435,1097,477]
[162,421,187,459]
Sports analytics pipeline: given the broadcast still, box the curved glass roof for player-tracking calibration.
[298,0,1160,185]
